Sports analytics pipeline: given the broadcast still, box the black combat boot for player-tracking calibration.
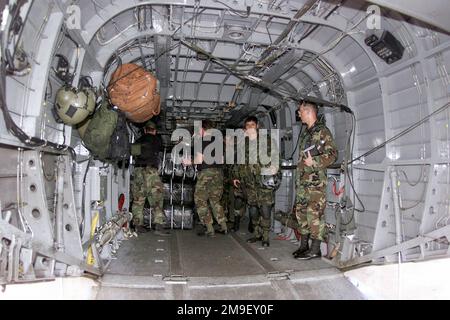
[216,222,228,235]
[136,225,148,233]
[248,216,254,233]
[293,234,310,258]
[196,224,206,236]
[247,235,263,243]
[296,239,322,260]
[154,223,171,237]
[133,218,148,233]
[197,224,216,237]
[248,206,258,234]
[232,215,241,232]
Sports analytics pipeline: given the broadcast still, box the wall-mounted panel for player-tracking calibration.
[354,170,385,244]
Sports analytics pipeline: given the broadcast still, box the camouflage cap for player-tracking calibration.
[144,120,156,129]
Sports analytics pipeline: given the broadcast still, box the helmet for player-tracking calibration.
[260,171,282,190]
[55,86,96,125]
[144,120,156,129]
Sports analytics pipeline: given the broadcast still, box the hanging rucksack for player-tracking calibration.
[108,112,130,161]
[82,100,118,161]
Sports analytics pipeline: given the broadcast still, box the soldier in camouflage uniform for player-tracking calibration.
[230,163,247,232]
[293,101,337,260]
[233,117,279,247]
[131,121,170,236]
[191,120,228,237]
[224,134,246,232]
[222,163,232,223]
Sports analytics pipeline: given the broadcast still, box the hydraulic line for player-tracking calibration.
[229,0,317,108]
[0,27,76,158]
[350,102,450,165]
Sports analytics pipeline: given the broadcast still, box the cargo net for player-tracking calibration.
[149,150,197,230]
[107,63,161,123]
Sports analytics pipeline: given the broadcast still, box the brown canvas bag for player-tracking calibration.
[108,63,161,123]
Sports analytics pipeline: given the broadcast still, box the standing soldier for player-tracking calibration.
[233,116,279,247]
[230,162,246,232]
[224,134,244,232]
[131,120,170,236]
[222,158,232,225]
[225,132,247,232]
[293,101,337,260]
[190,120,228,237]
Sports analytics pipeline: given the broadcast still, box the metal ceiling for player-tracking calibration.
[63,0,352,127]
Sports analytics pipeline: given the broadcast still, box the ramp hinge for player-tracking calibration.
[267,271,290,280]
[164,275,188,284]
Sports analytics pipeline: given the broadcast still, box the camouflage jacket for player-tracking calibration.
[297,121,338,188]
[223,164,232,185]
[229,163,239,181]
[235,133,279,186]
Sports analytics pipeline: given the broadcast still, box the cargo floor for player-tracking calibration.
[96,226,365,300]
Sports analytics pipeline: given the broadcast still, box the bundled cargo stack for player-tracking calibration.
[159,150,197,230]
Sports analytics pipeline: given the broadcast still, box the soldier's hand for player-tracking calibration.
[304,151,314,167]
[233,179,241,188]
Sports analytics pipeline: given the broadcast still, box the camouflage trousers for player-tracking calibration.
[248,205,272,242]
[194,168,227,228]
[295,184,327,241]
[131,167,165,226]
[244,181,274,207]
[222,183,232,221]
[243,181,274,241]
[231,186,246,221]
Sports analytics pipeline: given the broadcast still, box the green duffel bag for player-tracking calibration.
[82,100,118,160]
[130,144,141,156]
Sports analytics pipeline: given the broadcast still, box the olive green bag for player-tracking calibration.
[82,100,118,160]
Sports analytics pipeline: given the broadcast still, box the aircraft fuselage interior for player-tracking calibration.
[0,0,450,300]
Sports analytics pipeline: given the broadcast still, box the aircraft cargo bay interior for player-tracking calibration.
[0,0,450,300]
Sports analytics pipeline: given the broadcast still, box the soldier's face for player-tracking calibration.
[244,121,258,136]
[146,128,157,135]
[298,105,309,123]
